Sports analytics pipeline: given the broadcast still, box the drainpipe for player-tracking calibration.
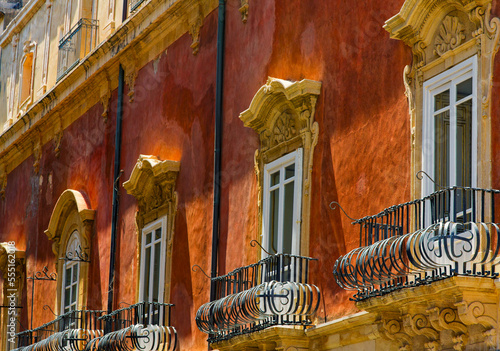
[107,65,125,325]
[210,0,226,303]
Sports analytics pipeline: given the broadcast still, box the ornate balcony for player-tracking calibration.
[14,302,177,351]
[196,254,321,343]
[57,18,99,81]
[92,301,177,351]
[14,309,105,351]
[333,186,500,301]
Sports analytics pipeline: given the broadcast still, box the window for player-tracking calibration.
[61,231,80,316]
[20,53,33,104]
[423,56,477,196]
[262,148,303,256]
[139,217,167,304]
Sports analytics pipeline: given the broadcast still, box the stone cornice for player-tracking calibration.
[0,0,46,48]
[0,0,218,178]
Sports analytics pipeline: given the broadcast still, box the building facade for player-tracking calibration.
[1,0,500,350]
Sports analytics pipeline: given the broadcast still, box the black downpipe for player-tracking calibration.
[107,65,125,327]
[210,0,226,303]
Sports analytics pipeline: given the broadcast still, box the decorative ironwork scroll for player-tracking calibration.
[333,187,500,301]
[195,253,321,343]
[27,266,57,330]
[59,244,90,263]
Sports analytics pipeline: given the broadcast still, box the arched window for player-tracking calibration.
[61,231,81,314]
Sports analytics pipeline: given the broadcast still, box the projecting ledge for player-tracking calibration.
[211,325,309,351]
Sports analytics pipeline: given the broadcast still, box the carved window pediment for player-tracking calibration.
[123,155,180,220]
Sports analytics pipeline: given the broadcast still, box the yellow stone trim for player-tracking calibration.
[239,77,321,257]
[44,189,94,315]
[384,0,500,199]
[0,0,218,195]
[123,155,179,305]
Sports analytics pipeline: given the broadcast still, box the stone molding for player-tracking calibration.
[123,155,179,304]
[239,77,321,257]
[0,0,218,197]
[44,189,95,258]
[384,0,500,198]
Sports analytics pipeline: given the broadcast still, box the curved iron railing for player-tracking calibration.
[13,310,105,351]
[333,187,500,301]
[195,254,321,343]
[90,301,177,351]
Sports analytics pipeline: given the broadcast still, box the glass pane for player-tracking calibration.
[65,267,71,286]
[285,164,295,180]
[456,78,472,100]
[71,285,77,304]
[268,188,280,254]
[72,264,78,283]
[143,247,151,302]
[435,110,450,189]
[456,99,472,187]
[64,287,71,307]
[146,232,152,245]
[153,242,161,302]
[271,171,280,186]
[283,181,295,254]
[434,89,450,111]
[155,228,162,241]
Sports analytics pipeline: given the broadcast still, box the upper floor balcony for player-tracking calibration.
[57,18,99,81]
[333,186,500,301]
[14,302,177,351]
[196,253,321,344]
[14,309,105,351]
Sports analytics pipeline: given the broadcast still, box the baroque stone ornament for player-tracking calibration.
[239,77,321,256]
[434,16,466,56]
[189,17,203,55]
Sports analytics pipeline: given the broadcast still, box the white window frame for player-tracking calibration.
[139,216,167,304]
[262,148,303,257]
[61,231,80,315]
[422,55,478,196]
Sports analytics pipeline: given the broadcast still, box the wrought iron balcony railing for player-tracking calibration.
[333,186,500,301]
[57,18,98,81]
[196,254,321,343]
[14,309,105,351]
[91,301,177,351]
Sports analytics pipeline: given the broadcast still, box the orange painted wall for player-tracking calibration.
[6,0,500,349]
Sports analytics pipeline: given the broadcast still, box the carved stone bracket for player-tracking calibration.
[404,313,439,340]
[122,51,138,103]
[100,71,112,122]
[239,0,249,23]
[239,77,321,256]
[53,115,63,158]
[380,316,412,349]
[189,17,203,55]
[33,131,42,174]
[455,301,497,329]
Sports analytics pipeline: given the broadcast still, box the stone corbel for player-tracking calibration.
[33,131,42,174]
[403,313,439,340]
[427,307,467,351]
[380,316,412,349]
[455,301,497,330]
[424,340,441,351]
[239,0,249,23]
[53,115,63,158]
[189,16,203,55]
[100,71,112,122]
[123,51,138,103]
